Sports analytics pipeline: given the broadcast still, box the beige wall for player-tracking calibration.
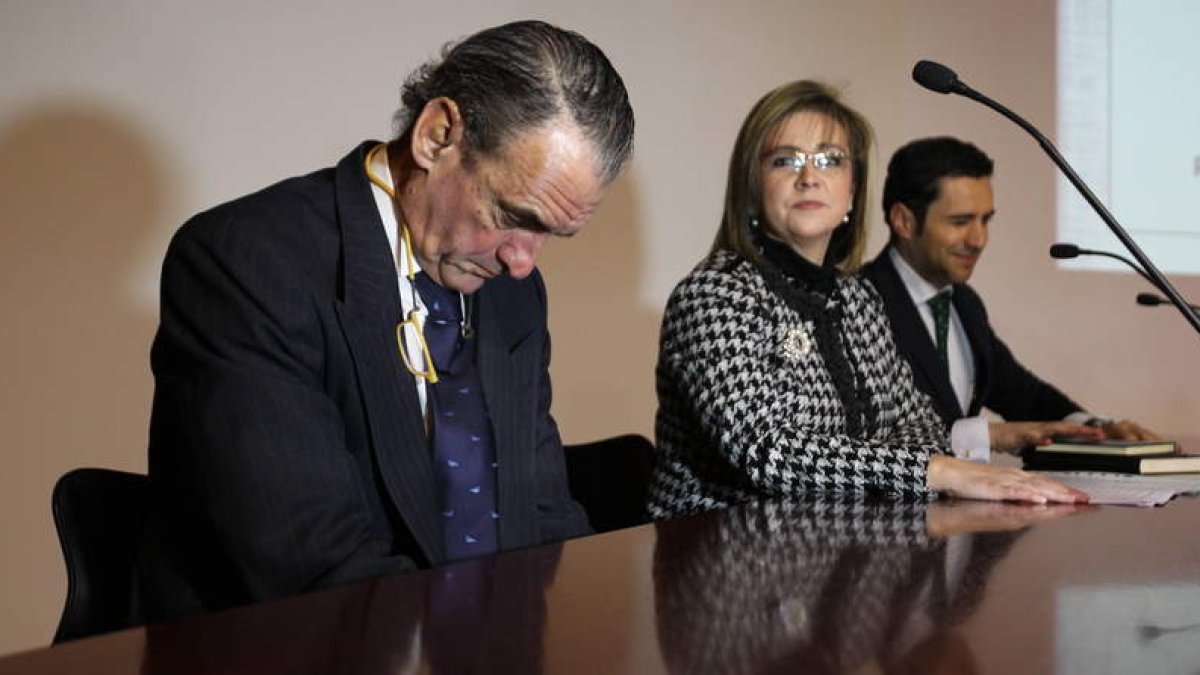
[2,0,1197,656]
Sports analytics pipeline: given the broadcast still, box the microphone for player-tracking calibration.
[1137,293,1200,311]
[912,60,968,95]
[1051,244,1197,311]
[1048,243,1082,259]
[914,60,1200,338]
[1049,242,1162,291]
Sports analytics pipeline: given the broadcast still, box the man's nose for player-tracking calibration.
[497,230,548,279]
[965,220,988,249]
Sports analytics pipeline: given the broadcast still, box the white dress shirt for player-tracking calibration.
[366,144,432,416]
[888,248,991,462]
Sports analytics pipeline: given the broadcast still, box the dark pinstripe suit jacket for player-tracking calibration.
[861,250,1080,425]
[138,142,588,621]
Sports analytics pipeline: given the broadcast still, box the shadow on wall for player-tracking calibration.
[539,168,661,444]
[0,103,166,652]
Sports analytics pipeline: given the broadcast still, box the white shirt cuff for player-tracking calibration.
[1065,411,1105,426]
[951,416,991,463]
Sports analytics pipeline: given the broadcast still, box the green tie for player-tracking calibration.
[928,292,952,371]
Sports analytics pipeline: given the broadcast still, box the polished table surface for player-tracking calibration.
[5,495,1200,674]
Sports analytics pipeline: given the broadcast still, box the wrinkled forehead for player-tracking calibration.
[488,122,607,231]
[493,121,602,181]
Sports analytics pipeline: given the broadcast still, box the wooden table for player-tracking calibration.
[4,494,1200,673]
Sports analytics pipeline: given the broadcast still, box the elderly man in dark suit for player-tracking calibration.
[138,20,634,621]
[861,137,1156,464]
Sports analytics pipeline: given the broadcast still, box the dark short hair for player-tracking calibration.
[882,136,993,237]
[713,80,874,273]
[394,20,634,183]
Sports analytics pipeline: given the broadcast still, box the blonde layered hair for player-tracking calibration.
[712,80,874,273]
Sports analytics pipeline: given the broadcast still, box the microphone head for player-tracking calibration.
[1049,243,1080,259]
[1136,292,1165,306]
[912,60,962,94]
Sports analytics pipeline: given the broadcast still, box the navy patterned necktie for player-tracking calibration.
[928,291,952,372]
[414,273,499,560]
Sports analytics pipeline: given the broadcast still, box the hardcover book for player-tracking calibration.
[1023,448,1200,475]
[1031,439,1178,457]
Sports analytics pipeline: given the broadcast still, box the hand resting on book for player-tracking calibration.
[989,421,1100,454]
[1096,418,1162,442]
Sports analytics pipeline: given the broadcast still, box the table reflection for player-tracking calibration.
[140,543,562,675]
[3,491,1181,675]
[652,498,1034,675]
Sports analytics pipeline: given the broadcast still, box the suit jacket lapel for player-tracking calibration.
[334,142,445,565]
[475,278,540,550]
[870,254,964,420]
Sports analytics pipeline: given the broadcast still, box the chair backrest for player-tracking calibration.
[564,434,654,533]
[51,467,148,643]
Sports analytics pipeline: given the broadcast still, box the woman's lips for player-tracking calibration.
[793,200,826,210]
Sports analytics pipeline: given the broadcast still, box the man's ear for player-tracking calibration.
[889,202,918,242]
[410,97,465,170]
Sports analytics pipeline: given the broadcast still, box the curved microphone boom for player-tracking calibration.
[911,60,1056,153]
[914,60,1200,338]
[1049,242,1162,291]
[1050,243,1188,309]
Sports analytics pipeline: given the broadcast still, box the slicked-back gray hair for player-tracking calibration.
[394,20,635,183]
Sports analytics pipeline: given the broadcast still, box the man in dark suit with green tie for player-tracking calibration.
[861,137,1157,464]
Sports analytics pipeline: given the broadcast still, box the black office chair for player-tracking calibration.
[51,467,148,643]
[564,434,654,533]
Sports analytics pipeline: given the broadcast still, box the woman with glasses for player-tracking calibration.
[649,80,1086,519]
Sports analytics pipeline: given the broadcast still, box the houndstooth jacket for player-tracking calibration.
[650,248,951,519]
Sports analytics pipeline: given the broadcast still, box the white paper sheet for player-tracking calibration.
[1034,471,1200,507]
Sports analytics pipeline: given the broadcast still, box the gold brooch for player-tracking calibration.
[779,325,812,362]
